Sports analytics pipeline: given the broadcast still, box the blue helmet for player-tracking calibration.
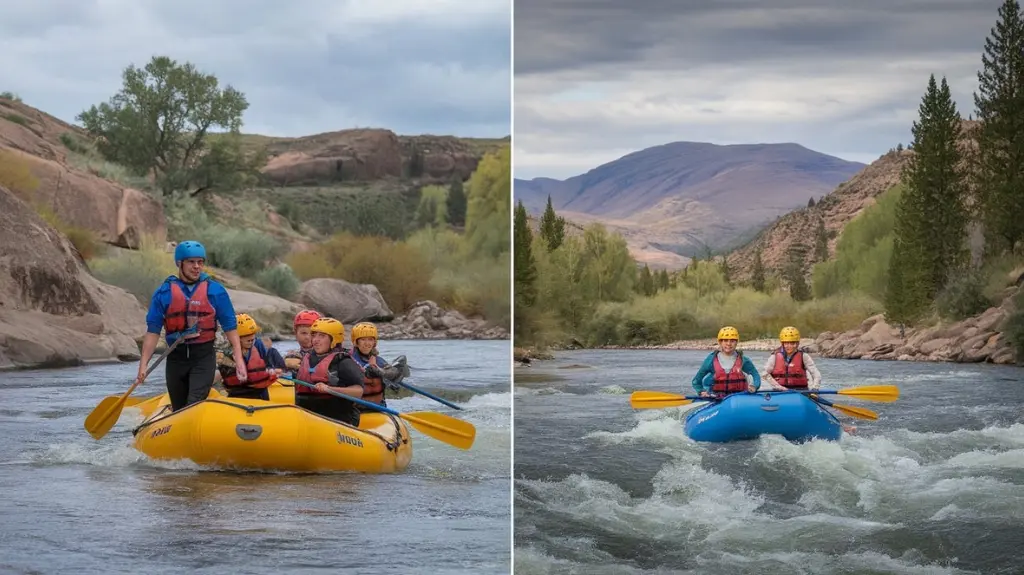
[174,240,207,266]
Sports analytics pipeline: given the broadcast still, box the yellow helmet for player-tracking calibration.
[310,317,345,348]
[717,326,739,341]
[351,322,378,343]
[236,313,259,337]
[779,326,801,343]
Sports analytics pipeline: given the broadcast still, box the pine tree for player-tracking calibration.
[808,197,816,208]
[785,244,811,301]
[513,201,537,310]
[886,74,968,321]
[637,264,655,296]
[751,248,766,292]
[975,0,1024,255]
[446,176,467,227]
[814,217,829,261]
[657,268,670,291]
[538,195,566,251]
[719,256,731,284]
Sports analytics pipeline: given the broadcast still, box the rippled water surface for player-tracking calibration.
[514,349,1024,575]
[0,340,510,574]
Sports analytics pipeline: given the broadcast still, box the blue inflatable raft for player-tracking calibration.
[683,391,842,443]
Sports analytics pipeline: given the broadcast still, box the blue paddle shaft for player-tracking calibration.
[394,380,463,410]
[684,389,833,401]
[279,375,400,417]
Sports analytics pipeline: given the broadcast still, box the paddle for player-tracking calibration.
[84,336,184,440]
[278,375,476,450]
[629,390,708,409]
[807,394,878,420]
[378,356,463,411]
[796,385,899,403]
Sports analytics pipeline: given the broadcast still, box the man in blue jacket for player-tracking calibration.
[134,240,247,411]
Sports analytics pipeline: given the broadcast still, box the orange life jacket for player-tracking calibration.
[223,346,274,389]
[164,279,217,344]
[295,351,342,397]
[352,353,385,405]
[770,348,808,389]
[712,352,748,393]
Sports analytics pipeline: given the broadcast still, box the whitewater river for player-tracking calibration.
[514,349,1024,575]
[0,340,511,575]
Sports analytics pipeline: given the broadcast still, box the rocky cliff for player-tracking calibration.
[0,184,146,369]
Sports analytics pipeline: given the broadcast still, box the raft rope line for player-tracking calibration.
[131,398,406,450]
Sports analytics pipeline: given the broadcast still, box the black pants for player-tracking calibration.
[296,394,360,427]
[225,386,271,400]
[165,341,216,411]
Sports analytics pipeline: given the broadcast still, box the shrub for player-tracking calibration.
[88,237,176,303]
[935,269,992,321]
[0,91,22,102]
[0,149,40,201]
[200,227,287,278]
[1001,289,1024,364]
[256,263,301,299]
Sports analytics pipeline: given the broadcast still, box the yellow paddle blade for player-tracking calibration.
[121,394,156,407]
[401,411,476,450]
[830,402,878,420]
[629,391,695,409]
[836,385,900,403]
[84,380,142,440]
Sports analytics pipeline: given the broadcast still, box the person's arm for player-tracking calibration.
[209,283,246,381]
[742,356,761,391]
[691,354,713,394]
[136,286,169,384]
[803,354,822,390]
[761,355,783,390]
[323,357,365,398]
[265,346,287,370]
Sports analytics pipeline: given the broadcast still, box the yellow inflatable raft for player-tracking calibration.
[132,396,412,473]
[128,381,297,419]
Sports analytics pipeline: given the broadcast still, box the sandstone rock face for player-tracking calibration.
[0,98,166,248]
[297,278,395,324]
[0,185,146,369]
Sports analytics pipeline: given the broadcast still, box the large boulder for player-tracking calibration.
[0,99,166,248]
[378,300,509,340]
[226,289,304,337]
[0,185,145,369]
[297,278,394,324]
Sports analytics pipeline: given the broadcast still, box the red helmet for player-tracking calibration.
[293,309,322,329]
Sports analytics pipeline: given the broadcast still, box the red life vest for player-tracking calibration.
[711,352,748,393]
[353,353,385,405]
[295,351,342,397]
[770,348,808,389]
[223,346,274,389]
[164,279,217,344]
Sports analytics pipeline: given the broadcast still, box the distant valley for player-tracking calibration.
[514,142,866,269]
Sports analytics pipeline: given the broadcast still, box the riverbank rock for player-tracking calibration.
[297,278,394,324]
[807,303,1016,364]
[226,289,303,339]
[0,184,145,370]
[377,300,508,340]
[0,99,166,248]
[600,338,814,352]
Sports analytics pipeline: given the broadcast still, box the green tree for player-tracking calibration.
[814,217,829,262]
[719,256,731,285]
[886,75,968,321]
[446,175,467,227]
[751,248,766,292]
[974,0,1024,255]
[808,197,816,208]
[465,146,511,259]
[785,244,812,301]
[77,56,250,195]
[415,185,448,228]
[538,195,566,251]
[636,264,655,296]
[657,268,670,292]
[514,201,537,306]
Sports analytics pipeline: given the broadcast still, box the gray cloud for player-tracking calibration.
[514,0,1003,179]
[0,0,510,138]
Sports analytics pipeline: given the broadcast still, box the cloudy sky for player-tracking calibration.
[0,0,510,138]
[515,0,1005,180]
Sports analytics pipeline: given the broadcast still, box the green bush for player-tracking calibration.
[255,263,300,299]
[59,132,90,154]
[0,91,22,102]
[201,227,287,278]
[89,240,176,304]
[935,269,992,321]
